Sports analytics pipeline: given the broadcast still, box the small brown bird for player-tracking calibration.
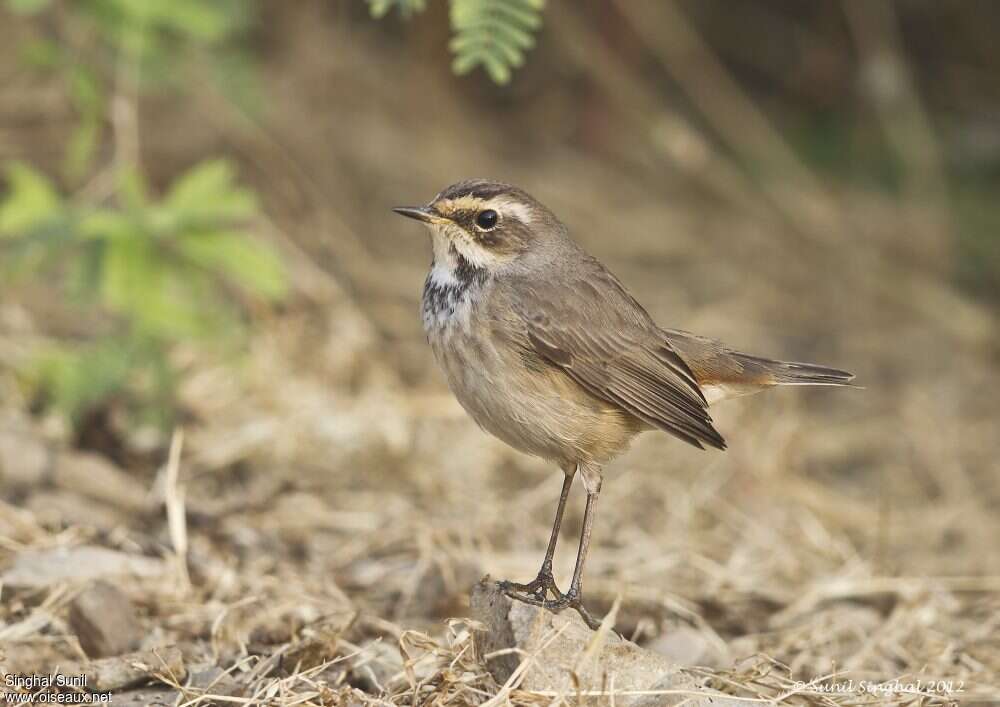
[394,179,854,628]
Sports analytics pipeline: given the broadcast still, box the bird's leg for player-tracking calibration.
[561,478,601,629]
[503,466,605,631]
[500,471,574,601]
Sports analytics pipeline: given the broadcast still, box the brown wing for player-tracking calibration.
[499,258,726,451]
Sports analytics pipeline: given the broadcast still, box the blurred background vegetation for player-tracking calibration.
[1,1,999,697]
[1,0,998,453]
[2,0,283,440]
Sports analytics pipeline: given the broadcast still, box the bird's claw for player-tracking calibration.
[499,578,601,630]
[497,570,563,602]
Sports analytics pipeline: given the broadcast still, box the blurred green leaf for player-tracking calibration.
[142,0,233,42]
[369,0,545,83]
[177,229,287,300]
[135,268,220,340]
[28,336,179,427]
[2,156,286,432]
[67,240,106,299]
[117,169,150,212]
[368,0,427,19]
[449,0,544,84]
[99,225,156,314]
[30,340,135,424]
[71,0,252,84]
[165,160,256,224]
[3,2,276,434]
[483,53,512,84]
[65,66,104,182]
[83,0,231,54]
[0,162,63,236]
[79,208,133,242]
[99,227,212,339]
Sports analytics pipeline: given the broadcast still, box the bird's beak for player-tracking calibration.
[392,205,450,225]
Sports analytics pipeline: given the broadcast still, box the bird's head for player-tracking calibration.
[393,179,561,276]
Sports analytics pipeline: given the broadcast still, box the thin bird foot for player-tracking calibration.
[498,581,601,630]
[497,568,563,602]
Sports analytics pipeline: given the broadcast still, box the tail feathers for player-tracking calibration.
[733,354,856,387]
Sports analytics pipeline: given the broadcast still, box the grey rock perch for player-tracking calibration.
[471,579,744,707]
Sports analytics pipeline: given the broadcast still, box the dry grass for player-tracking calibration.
[2,2,999,705]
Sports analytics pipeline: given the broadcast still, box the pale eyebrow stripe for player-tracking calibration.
[437,194,533,227]
[439,195,484,212]
[486,197,533,225]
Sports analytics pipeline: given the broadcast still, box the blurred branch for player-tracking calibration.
[682,4,840,97]
[612,0,851,245]
[110,5,144,175]
[162,427,190,594]
[842,0,952,249]
[548,5,783,230]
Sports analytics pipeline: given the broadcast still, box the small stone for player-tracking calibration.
[83,646,186,692]
[1,546,165,589]
[348,640,405,692]
[26,490,128,532]
[52,451,150,514]
[0,415,51,486]
[186,666,243,697]
[69,582,143,658]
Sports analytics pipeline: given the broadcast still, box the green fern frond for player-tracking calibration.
[367,0,426,19]
[449,0,544,84]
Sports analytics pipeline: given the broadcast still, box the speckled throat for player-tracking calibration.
[421,246,489,331]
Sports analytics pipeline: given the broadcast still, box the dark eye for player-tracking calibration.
[475,209,498,230]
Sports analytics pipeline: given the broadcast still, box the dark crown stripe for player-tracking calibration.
[437,179,525,203]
